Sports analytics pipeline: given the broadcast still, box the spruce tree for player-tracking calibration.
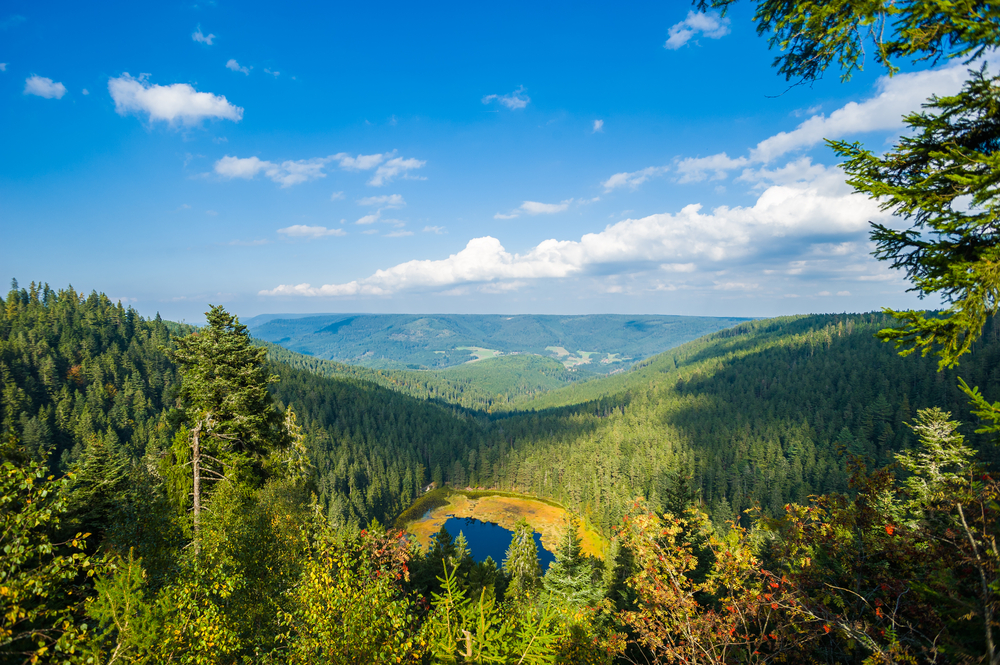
[542,518,604,607]
[168,305,285,546]
[503,519,541,599]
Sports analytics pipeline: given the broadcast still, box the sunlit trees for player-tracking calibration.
[0,439,97,663]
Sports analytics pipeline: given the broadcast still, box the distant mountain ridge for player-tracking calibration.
[245,313,751,372]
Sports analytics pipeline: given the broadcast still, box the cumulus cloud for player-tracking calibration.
[423,226,446,234]
[278,225,346,238]
[385,230,414,237]
[357,194,405,208]
[192,25,215,45]
[262,165,891,297]
[593,119,604,133]
[482,85,530,110]
[602,166,668,191]
[665,11,730,49]
[369,156,426,186]
[494,199,573,219]
[24,75,66,99]
[213,155,330,187]
[226,59,250,75]
[0,63,7,72]
[330,191,345,200]
[109,73,243,124]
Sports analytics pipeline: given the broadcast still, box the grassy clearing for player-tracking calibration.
[455,346,502,362]
[400,488,607,559]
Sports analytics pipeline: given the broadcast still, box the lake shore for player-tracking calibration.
[398,488,606,558]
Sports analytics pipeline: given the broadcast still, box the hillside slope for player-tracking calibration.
[246,312,749,372]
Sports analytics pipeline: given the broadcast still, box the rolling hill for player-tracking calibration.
[245,313,750,373]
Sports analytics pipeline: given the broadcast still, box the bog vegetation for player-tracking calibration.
[3,0,1000,663]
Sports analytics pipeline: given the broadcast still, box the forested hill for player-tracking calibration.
[5,282,1000,539]
[488,312,1000,532]
[263,341,578,412]
[246,312,749,372]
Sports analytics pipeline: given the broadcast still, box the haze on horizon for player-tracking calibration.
[2,0,982,324]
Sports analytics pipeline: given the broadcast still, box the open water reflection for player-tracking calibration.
[440,516,555,572]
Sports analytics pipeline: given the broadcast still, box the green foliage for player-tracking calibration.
[274,519,425,664]
[0,439,97,663]
[503,520,542,600]
[169,305,286,466]
[0,281,180,470]
[699,0,999,83]
[831,68,1000,369]
[542,518,605,609]
[425,560,561,663]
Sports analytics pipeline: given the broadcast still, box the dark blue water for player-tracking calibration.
[439,517,556,572]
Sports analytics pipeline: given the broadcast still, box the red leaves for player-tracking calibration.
[884,525,895,536]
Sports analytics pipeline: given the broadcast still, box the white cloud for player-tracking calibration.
[24,75,66,99]
[385,230,414,237]
[675,153,748,183]
[278,225,346,238]
[192,25,215,45]
[330,191,345,201]
[423,225,446,234]
[213,155,330,187]
[662,57,995,187]
[521,200,571,214]
[750,58,980,162]
[0,63,7,72]
[369,156,426,186]
[264,68,280,77]
[226,59,250,75]
[81,88,89,95]
[356,213,380,225]
[494,199,573,219]
[665,11,730,50]
[357,194,405,208]
[602,166,668,191]
[593,119,604,133]
[332,152,385,170]
[482,85,530,110]
[212,151,424,187]
[109,74,243,124]
[262,165,892,297]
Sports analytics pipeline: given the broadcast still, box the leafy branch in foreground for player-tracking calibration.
[0,438,97,664]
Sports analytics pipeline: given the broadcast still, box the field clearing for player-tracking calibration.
[455,346,501,362]
[403,490,605,559]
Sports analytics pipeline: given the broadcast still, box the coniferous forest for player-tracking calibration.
[4,2,1000,664]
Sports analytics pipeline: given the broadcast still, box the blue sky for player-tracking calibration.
[1,1,985,322]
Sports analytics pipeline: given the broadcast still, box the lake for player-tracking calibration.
[440,516,556,572]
